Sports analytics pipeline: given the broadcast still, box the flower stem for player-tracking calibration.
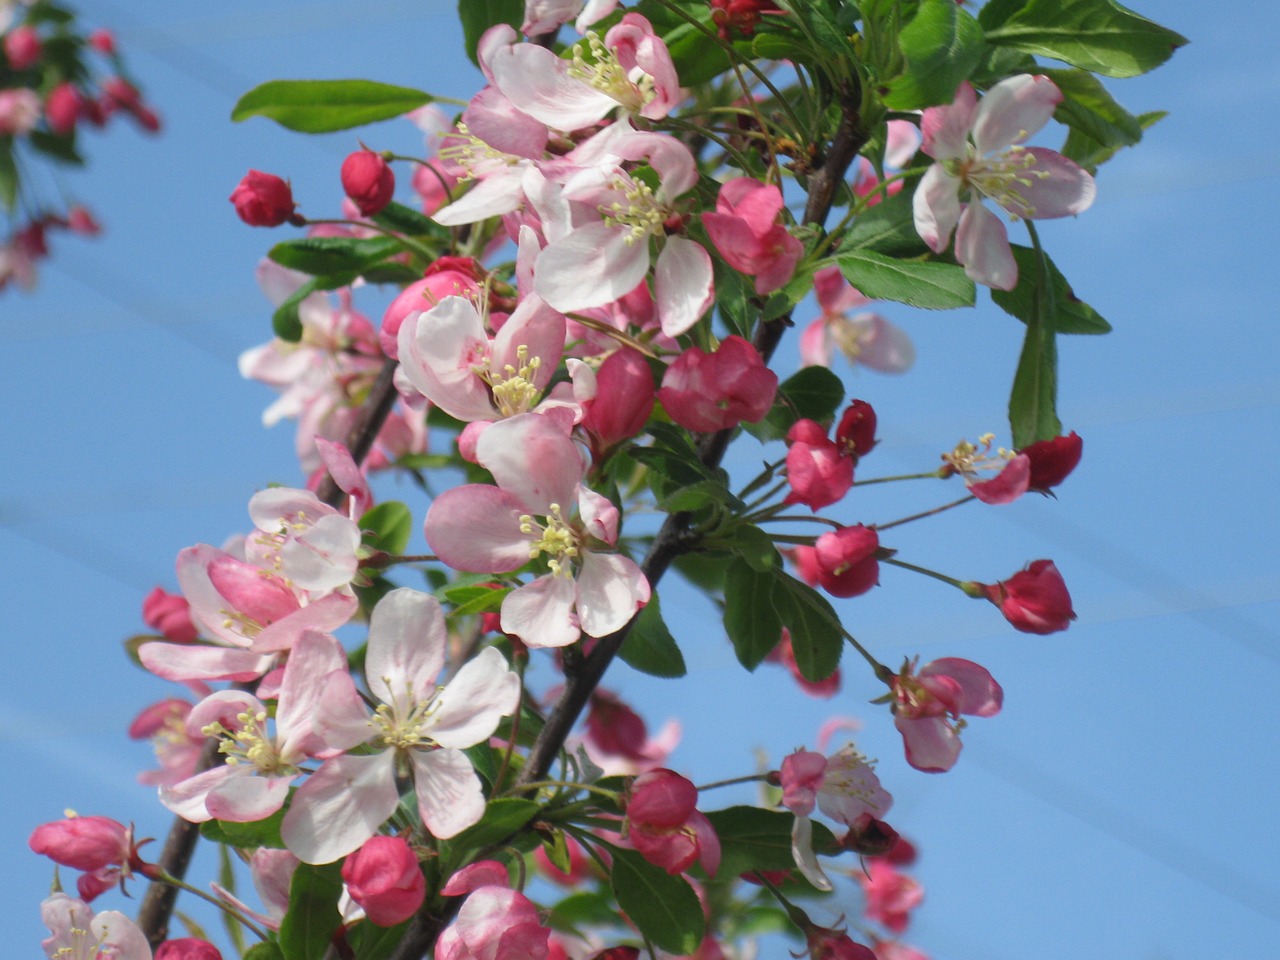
[874,494,975,531]
[696,773,770,792]
[881,556,967,590]
[854,469,946,486]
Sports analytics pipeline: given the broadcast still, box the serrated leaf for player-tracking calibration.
[882,0,985,109]
[705,805,838,876]
[723,559,842,680]
[608,846,704,954]
[748,365,846,442]
[268,236,403,276]
[463,741,500,787]
[839,187,930,258]
[619,592,687,678]
[1062,109,1165,172]
[232,79,433,133]
[278,862,343,960]
[723,523,780,573]
[446,798,540,850]
[200,811,287,849]
[1007,240,1062,448]
[991,245,1110,335]
[981,0,1187,78]
[360,501,413,556]
[243,943,285,960]
[458,0,523,65]
[371,200,441,237]
[835,250,975,309]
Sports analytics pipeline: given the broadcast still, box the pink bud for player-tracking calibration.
[581,349,656,454]
[156,939,223,960]
[4,25,42,71]
[783,425,853,511]
[230,171,297,228]
[100,76,141,112]
[836,400,876,458]
[29,815,132,872]
[341,150,395,216]
[379,258,482,357]
[981,559,1076,634]
[813,525,880,598]
[88,29,117,56]
[627,769,697,828]
[44,84,82,136]
[341,835,425,927]
[586,691,649,762]
[142,586,198,642]
[779,750,827,817]
[67,206,101,236]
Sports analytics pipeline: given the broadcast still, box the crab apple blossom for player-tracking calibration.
[941,433,1030,504]
[625,768,721,876]
[872,941,930,960]
[342,835,426,927]
[245,485,364,594]
[437,860,551,960]
[141,586,198,642]
[1021,430,1083,492]
[658,335,777,432]
[230,170,298,227]
[890,658,1003,773]
[155,939,222,960]
[281,589,520,863]
[806,928,876,960]
[29,815,149,902]
[812,525,880,598]
[784,419,854,511]
[129,696,205,786]
[576,347,656,459]
[425,413,650,648]
[4,24,40,69]
[45,82,81,135]
[710,0,784,38]
[913,75,1096,290]
[0,87,39,135]
[702,177,802,295]
[974,559,1076,634]
[341,149,395,215]
[159,630,366,824]
[800,267,914,374]
[40,894,151,960]
[582,688,680,775]
[858,859,923,935]
[379,257,483,357]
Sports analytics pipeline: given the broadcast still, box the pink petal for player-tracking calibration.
[971,74,1062,155]
[410,748,487,839]
[920,81,977,161]
[535,222,649,314]
[501,574,580,648]
[282,752,399,864]
[488,34,615,130]
[920,658,1003,717]
[654,236,714,337]
[912,164,963,253]
[1016,147,1097,218]
[206,772,296,822]
[424,485,533,574]
[968,452,1031,504]
[895,715,960,773]
[575,551,650,638]
[139,642,274,683]
[365,588,447,707]
[428,647,520,749]
[475,413,585,515]
[954,201,1017,291]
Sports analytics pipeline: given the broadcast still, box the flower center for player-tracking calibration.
[371,686,443,750]
[519,503,580,577]
[599,174,667,245]
[568,33,654,114]
[483,344,543,417]
[950,143,1050,220]
[941,433,1013,479]
[202,709,294,775]
[438,121,516,181]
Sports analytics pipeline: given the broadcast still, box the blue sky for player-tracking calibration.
[4,2,1279,958]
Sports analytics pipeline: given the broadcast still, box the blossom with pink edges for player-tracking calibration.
[702,177,802,295]
[342,835,426,927]
[858,859,923,934]
[799,266,914,374]
[889,657,1002,772]
[40,894,151,960]
[625,768,721,876]
[912,76,1095,290]
[940,433,1030,504]
[436,860,551,960]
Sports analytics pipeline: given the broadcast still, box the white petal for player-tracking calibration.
[411,748,487,839]
[429,647,521,749]
[282,752,398,864]
[365,588,447,708]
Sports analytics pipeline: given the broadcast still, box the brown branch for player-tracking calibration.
[136,356,403,949]
[385,76,871,960]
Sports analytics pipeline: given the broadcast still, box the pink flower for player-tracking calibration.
[436,861,551,960]
[702,177,801,295]
[41,894,151,960]
[977,559,1076,634]
[582,689,679,775]
[342,835,426,927]
[341,150,395,216]
[129,696,205,787]
[813,525,880,598]
[857,859,922,935]
[577,348,657,459]
[28,816,145,900]
[889,657,1002,773]
[940,433,1029,504]
[379,257,483,357]
[282,590,520,863]
[658,336,778,433]
[913,76,1095,290]
[4,25,42,70]
[1021,430,1082,492]
[873,941,930,960]
[784,420,854,511]
[44,82,82,135]
[88,28,117,55]
[710,0,784,39]
[142,586,198,642]
[230,171,298,227]
[425,414,650,649]
[0,87,40,135]
[625,769,721,876]
[807,929,876,960]
[156,939,224,960]
[799,267,914,374]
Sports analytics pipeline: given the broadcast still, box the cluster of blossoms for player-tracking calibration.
[28,0,1182,957]
[1,10,158,290]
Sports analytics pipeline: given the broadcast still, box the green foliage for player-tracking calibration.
[278,862,344,960]
[444,797,540,850]
[632,423,744,514]
[980,0,1188,78]
[1043,67,1145,163]
[200,811,287,849]
[0,139,16,215]
[746,365,846,443]
[838,188,930,259]
[231,79,433,133]
[1007,236,1063,447]
[705,805,838,877]
[835,249,976,309]
[348,918,413,960]
[268,236,404,276]
[723,558,842,681]
[619,591,688,678]
[242,944,285,960]
[881,0,986,109]
[360,501,414,557]
[608,846,705,954]
[992,246,1111,335]
[458,0,523,65]
[1064,109,1165,171]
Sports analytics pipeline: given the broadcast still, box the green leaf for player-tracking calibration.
[243,943,285,960]
[0,138,16,215]
[1041,67,1143,156]
[27,129,85,166]
[1007,237,1062,447]
[463,742,500,787]
[619,592,687,678]
[705,805,838,877]
[268,236,403,276]
[722,523,780,573]
[834,250,975,309]
[200,810,287,849]
[360,501,413,556]
[232,80,433,133]
[608,846,704,954]
[722,560,842,681]
[1063,109,1165,172]
[371,200,442,237]
[980,0,1188,78]
[838,187,930,259]
[449,586,511,618]
[446,798,540,850]
[458,0,523,65]
[347,918,412,960]
[882,0,985,109]
[278,862,343,960]
[748,365,846,442]
[991,245,1110,335]
[270,278,317,342]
